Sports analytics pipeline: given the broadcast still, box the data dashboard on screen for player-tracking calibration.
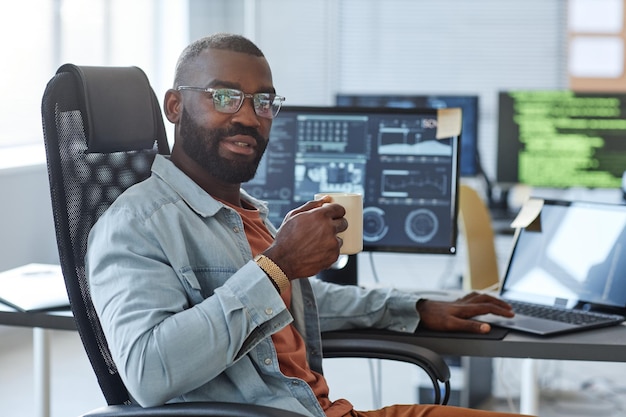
[335,94,479,177]
[242,106,460,254]
[497,90,626,189]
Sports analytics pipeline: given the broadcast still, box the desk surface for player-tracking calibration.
[2,306,626,363]
[408,324,626,362]
[0,306,75,331]
[325,324,626,363]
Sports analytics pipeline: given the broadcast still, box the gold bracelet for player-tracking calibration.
[254,254,290,294]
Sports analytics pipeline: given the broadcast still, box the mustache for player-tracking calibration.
[223,125,266,146]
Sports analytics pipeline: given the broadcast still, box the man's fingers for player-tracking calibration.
[335,217,348,233]
[458,292,513,311]
[283,197,334,220]
[460,303,515,319]
[447,316,493,334]
[472,321,492,334]
[314,194,333,204]
[318,201,346,219]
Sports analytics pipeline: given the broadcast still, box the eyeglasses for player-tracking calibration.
[176,86,285,119]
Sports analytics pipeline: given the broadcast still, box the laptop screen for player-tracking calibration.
[501,200,626,312]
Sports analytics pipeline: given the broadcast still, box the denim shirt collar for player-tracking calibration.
[151,154,271,222]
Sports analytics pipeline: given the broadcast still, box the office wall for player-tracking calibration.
[568,0,626,92]
[0,165,59,272]
[194,0,568,183]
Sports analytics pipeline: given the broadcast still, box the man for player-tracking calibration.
[86,33,526,417]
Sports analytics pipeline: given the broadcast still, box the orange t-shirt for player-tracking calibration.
[224,199,353,417]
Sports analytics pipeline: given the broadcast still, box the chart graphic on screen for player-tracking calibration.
[243,105,460,254]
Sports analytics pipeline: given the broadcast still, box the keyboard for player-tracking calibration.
[508,300,625,326]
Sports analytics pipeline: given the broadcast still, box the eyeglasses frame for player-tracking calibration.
[176,86,285,119]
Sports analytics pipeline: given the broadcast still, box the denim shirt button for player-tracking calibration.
[265,307,273,315]
[401,326,407,331]
[291,380,300,385]
[233,226,240,233]
[264,358,272,365]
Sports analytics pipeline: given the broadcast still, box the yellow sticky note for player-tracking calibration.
[436,108,462,139]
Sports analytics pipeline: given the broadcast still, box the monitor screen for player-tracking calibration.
[335,94,479,177]
[243,106,460,254]
[497,90,626,188]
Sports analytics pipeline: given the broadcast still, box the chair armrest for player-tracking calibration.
[321,329,451,404]
[81,402,309,417]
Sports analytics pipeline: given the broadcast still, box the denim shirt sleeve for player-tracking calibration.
[86,203,292,407]
[310,278,421,333]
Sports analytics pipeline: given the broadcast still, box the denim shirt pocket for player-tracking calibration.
[178,267,205,306]
[178,265,238,306]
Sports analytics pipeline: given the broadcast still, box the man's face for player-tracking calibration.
[179,107,268,183]
[176,48,275,184]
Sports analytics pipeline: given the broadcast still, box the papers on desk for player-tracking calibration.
[0,263,70,312]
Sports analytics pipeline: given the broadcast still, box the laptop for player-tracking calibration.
[476,199,626,336]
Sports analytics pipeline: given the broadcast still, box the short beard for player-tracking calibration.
[179,109,267,184]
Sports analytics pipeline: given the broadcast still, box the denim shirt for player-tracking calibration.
[86,155,421,417]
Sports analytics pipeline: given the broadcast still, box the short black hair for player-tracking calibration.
[174,33,264,86]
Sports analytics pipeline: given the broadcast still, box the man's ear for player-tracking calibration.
[163,89,182,123]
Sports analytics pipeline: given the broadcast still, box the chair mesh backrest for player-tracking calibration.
[41,66,170,405]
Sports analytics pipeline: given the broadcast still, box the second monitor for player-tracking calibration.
[243,106,461,255]
[497,90,626,189]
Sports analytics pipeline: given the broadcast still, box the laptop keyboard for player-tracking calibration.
[508,300,625,325]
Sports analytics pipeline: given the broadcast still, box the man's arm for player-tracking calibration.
[310,280,514,335]
[310,279,421,333]
[86,207,290,407]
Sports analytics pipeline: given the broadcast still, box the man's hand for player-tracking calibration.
[263,196,348,280]
[416,292,514,334]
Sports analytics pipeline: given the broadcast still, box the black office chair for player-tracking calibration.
[41,63,450,416]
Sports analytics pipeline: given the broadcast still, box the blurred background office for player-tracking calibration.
[0,0,574,269]
[2,0,626,416]
[0,0,569,174]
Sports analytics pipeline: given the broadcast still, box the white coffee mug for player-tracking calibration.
[315,192,363,255]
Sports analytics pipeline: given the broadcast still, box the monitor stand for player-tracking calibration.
[318,254,358,286]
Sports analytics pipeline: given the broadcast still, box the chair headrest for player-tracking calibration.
[57,64,161,153]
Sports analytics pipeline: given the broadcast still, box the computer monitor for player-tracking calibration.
[497,90,626,189]
[243,106,460,255]
[335,94,480,177]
